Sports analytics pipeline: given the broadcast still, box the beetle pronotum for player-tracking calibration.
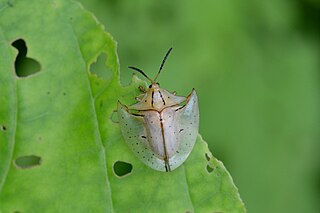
[118,48,199,172]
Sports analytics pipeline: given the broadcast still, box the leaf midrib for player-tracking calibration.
[65,16,115,212]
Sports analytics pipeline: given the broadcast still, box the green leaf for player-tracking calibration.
[0,0,245,212]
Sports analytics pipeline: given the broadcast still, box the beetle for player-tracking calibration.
[117,48,199,172]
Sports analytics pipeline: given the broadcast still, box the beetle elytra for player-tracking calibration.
[118,48,199,172]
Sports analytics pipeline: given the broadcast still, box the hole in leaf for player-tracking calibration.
[206,164,214,173]
[90,52,112,80]
[14,155,41,169]
[113,161,133,177]
[1,125,7,131]
[99,100,104,108]
[110,110,119,123]
[205,153,210,161]
[11,39,41,77]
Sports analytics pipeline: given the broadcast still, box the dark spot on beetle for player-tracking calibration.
[143,156,145,158]
[179,129,184,133]
[136,143,138,145]
[176,151,180,153]
[152,153,155,156]
[129,136,132,139]
[137,152,140,154]
[190,122,193,125]
[122,116,124,119]
[145,100,147,102]
[189,133,192,136]
[169,125,171,128]
[141,135,146,139]
[113,161,133,177]
[160,118,163,121]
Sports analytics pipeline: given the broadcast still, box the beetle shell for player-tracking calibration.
[118,86,199,172]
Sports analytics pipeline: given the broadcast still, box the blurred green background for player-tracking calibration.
[80,0,320,212]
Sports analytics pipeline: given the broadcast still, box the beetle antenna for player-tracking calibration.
[128,66,153,83]
[153,47,173,82]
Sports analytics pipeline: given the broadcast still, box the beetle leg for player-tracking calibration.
[165,161,171,172]
[138,86,147,93]
[135,93,145,101]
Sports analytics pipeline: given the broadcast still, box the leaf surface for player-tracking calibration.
[0,0,245,212]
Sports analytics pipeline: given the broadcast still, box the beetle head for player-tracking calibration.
[148,83,160,89]
[128,47,173,87]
